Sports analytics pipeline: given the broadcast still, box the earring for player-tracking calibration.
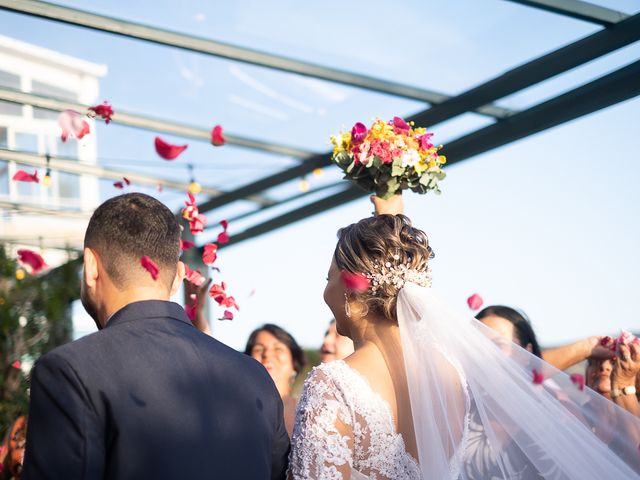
[344,293,351,319]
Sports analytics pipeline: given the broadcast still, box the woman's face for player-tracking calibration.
[250,331,295,392]
[324,258,349,335]
[320,321,355,363]
[480,315,521,345]
[586,358,613,394]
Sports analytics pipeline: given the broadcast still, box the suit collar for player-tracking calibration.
[105,300,191,329]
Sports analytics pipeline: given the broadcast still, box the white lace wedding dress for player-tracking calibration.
[288,360,421,480]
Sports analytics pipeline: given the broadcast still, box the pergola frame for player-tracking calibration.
[0,0,638,249]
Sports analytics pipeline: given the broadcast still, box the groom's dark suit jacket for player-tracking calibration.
[23,300,290,480]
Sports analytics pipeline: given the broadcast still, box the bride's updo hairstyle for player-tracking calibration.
[334,214,434,322]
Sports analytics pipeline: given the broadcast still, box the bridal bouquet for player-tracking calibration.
[330,117,446,199]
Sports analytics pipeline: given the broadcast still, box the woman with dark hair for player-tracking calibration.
[476,305,614,370]
[245,324,306,438]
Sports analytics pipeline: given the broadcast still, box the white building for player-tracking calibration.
[0,34,107,262]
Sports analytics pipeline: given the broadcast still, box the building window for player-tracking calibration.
[0,69,20,89]
[57,171,80,200]
[0,127,7,195]
[56,137,77,160]
[32,80,77,120]
[0,100,22,117]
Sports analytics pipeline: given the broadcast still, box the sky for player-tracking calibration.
[2,0,639,350]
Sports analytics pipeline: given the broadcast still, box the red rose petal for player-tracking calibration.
[211,124,225,146]
[180,240,195,251]
[186,294,198,322]
[184,265,205,287]
[87,101,114,124]
[59,109,91,142]
[140,255,160,281]
[220,219,229,230]
[202,243,218,265]
[219,310,234,321]
[532,368,544,385]
[570,373,585,391]
[11,360,21,370]
[113,181,124,189]
[189,214,207,235]
[467,293,483,310]
[12,170,39,183]
[123,177,131,186]
[217,231,229,245]
[154,136,188,160]
[17,249,47,273]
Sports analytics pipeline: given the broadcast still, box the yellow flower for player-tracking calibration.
[414,160,429,174]
[438,155,447,165]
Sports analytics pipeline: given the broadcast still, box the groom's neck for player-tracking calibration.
[100,286,171,327]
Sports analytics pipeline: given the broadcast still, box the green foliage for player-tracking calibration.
[0,245,81,435]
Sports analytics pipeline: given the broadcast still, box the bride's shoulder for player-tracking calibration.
[300,361,355,397]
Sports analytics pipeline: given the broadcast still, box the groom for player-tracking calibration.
[22,193,290,479]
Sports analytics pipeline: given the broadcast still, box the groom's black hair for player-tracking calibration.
[84,193,181,288]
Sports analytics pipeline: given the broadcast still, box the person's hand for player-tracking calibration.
[184,277,212,335]
[612,342,640,387]
[370,194,404,216]
[585,336,617,361]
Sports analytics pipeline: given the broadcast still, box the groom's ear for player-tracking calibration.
[83,247,99,289]
[169,261,186,297]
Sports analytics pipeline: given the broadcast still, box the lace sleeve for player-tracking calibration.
[288,367,354,480]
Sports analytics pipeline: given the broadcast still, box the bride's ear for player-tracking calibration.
[170,261,186,296]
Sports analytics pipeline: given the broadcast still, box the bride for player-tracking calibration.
[287,196,640,479]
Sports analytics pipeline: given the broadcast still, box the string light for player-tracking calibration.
[15,269,25,281]
[42,154,52,187]
[312,168,323,177]
[298,177,310,193]
[187,164,202,194]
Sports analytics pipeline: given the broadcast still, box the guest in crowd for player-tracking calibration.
[476,305,614,369]
[320,319,354,363]
[245,324,306,437]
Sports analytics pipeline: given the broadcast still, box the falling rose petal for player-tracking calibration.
[140,255,160,281]
[157,183,164,192]
[154,136,188,160]
[17,249,47,273]
[211,124,225,146]
[340,271,370,293]
[12,170,39,183]
[11,360,21,370]
[532,368,544,385]
[180,239,195,251]
[248,288,256,297]
[217,231,229,245]
[616,330,636,347]
[189,214,207,235]
[351,122,368,144]
[113,181,124,189]
[392,116,410,131]
[570,373,585,391]
[202,243,218,265]
[184,265,206,287]
[59,109,90,142]
[219,310,234,321]
[186,294,198,322]
[220,219,229,230]
[600,336,616,351]
[220,295,239,310]
[123,177,131,186]
[87,101,114,124]
[467,293,484,311]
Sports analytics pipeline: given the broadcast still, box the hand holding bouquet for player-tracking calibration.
[330,117,446,199]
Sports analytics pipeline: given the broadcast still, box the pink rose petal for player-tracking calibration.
[211,124,225,146]
[340,271,370,293]
[12,170,39,183]
[467,293,484,311]
[202,243,218,265]
[11,360,21,369]
[570,373,585,391]
[154,136,188,160]
[59,109,90,142]
[532,368,544,385]
[17,249,47,273]
[140,255,159,281]
[219,310,234,321]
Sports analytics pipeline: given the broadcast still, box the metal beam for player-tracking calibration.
[0,148,233,198]
[410,12,640,129]
[507,0,629,26]
[218,59,640,246]
[195,13,640,213]
[0,0,514,119]
[0,200,91,218]
[0,88,314,159]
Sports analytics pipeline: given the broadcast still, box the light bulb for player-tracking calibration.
[42,169,52,187]
[188,181,202,194]
[312,168,323,177]
[15,269,25,281]
[298,179,310,193]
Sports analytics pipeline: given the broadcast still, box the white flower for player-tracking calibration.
[401,149,420,167]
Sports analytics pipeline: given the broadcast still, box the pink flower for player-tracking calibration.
[351,122,368,144]
[211,125,225,146]
[140,256,160,281]
[467,293,483,311]
[370,140,392,164]
[417,133,434,150]
[12,170,39,183]
[17,249,47,273]
[532,368,544,385]
[154,136,188,160]
[202,243,218,265]
[59,109,90,142]
[87,101,114,124]
[184,265,205,286]
[340,271,370,293]
[392,116,410,132]
[570,373,585,391]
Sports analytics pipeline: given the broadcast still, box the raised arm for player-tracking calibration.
[542,336,615,371]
